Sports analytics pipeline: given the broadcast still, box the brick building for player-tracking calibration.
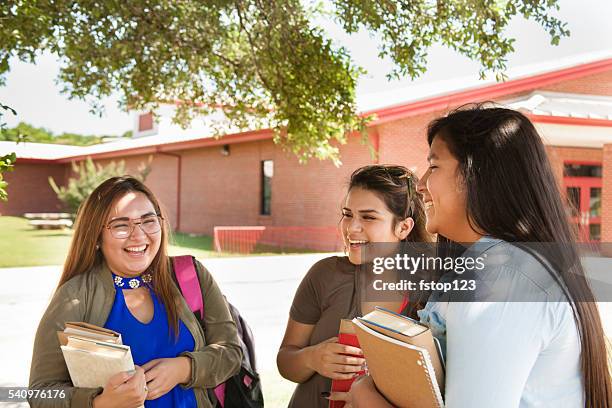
[2,55,612,247]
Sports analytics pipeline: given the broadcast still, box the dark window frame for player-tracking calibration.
[261,160,273,216]
[563,162,602,178]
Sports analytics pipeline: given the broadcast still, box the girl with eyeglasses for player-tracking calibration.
[29,176,242,408]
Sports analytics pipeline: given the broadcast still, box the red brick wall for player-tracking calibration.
[542,70,612,96]
[376,112,439,178]
[273,137,374,228]
[178,137,374,235]
[179,142,262,233]
[0,162,68,216]
[545,146,603,184]
[90,154,179,229]
[602,144,612,243]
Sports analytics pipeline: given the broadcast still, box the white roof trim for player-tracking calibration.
[504,91,612,120]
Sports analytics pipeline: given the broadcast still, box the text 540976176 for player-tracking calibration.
[0,387,67,402]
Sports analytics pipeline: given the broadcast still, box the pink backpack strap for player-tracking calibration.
[214,383,226,406]
[172,256,226,406]
[172,256,204,320]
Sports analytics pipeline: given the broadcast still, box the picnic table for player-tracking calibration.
[24,213,72,220]
[24,213,73,230]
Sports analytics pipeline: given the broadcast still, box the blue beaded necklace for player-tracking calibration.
[112,273,153,289]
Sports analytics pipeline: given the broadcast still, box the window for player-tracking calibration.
[566,187,580,216]
[589,224,601,242]
[563,163,602,178]
[138,112,154,132]
[590,187,602,217]
[261,160,273,215]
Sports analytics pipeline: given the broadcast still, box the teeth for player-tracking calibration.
[424,202,433,209]
[125,245,147,252]
[348,239,368,244]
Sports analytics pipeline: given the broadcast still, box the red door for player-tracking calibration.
[564,163,602,242]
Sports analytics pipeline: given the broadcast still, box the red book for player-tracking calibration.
[329,320,366,408]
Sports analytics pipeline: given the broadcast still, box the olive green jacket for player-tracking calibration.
[28,258,242,407]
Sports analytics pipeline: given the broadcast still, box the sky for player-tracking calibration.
[1,0,611,137]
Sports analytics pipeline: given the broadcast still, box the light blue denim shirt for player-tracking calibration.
[418,237,584,408]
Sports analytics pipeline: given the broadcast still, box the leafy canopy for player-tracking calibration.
[1,0,568,163]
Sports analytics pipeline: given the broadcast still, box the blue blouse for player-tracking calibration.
[104,282,197,408]
[418,237,584,408]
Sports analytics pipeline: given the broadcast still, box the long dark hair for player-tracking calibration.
[427,104,611,407]
[58,176,182,336]
[347,164,431,244]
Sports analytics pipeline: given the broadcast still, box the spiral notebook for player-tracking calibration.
[352,308,445,408]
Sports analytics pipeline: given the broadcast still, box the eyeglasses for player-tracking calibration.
[105,214,163,239]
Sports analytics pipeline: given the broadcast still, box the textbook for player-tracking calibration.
[329,319,366,408]
[352,307,445,408]
[57,322,137,390]
[57,322,122,346]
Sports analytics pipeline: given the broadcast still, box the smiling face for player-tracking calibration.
[100,192,162,278]
[340,187,414,264]
[417,135,481,243]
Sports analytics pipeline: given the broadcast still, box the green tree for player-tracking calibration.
[1,122,53,143]
[1,1,568,162]
[0,151,16,201]
[0,122,118,146]
[53,132,106,146]
[0,101,19,201]
[49,157,152,215]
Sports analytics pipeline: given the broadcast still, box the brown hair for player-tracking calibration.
[347,164,431,244]
[58,176,181,336]
[428,104,611,407]
[346,165,433,318]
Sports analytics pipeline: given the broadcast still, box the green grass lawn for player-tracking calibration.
[0,216,74,267]
[0,216,317,267]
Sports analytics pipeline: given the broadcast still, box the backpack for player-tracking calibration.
[172,255,264,408]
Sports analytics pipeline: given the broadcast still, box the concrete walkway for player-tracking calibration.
[1,254,610,407]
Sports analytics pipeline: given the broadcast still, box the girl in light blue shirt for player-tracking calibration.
[350,105,611,407]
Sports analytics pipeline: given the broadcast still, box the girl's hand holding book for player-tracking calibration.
[93,366,147,408]
[307,336,365,380]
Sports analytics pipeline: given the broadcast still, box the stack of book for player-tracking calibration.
[57,322,136,389]
[351,307,445,408]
